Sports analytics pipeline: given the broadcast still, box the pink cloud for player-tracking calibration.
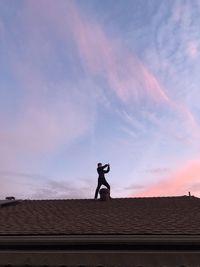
[22,0,198,131]
[23,0,170,104]
[136,160,200,197]
[169,101,200,139]
[59,1,199,134]
[64,2,170,104]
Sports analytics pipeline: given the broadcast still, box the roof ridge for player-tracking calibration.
[21,195,199,201]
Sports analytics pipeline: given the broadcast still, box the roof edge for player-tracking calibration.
[0,199,21,207]
[1,234,200,246]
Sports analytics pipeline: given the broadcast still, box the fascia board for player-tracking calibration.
[1,234,200,246]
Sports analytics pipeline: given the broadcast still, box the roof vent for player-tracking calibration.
[5,196,15,200]
[99,188,110,201]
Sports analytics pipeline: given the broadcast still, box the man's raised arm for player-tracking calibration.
[102,164,108,169]
[104,164,110,173]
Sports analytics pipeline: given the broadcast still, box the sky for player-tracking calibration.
[0,0,200,199]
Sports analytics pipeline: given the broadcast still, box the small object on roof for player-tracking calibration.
[99,188,110,201]
[5,196,15,200]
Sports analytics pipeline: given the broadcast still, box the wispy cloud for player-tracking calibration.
[31,178,93,199]
[124,183,145,191]
[17,0,199,139]
[146,168,170,175]
[152,1,200,97]
[14,1,165,107]
[59,1,200,159]
[67,1,200,142]
[0,170,94,199]
[64,1,170,105]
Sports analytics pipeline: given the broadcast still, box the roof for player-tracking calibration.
[0,196,199,236]
[0,199,18,207]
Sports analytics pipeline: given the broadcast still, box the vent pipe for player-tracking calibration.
[99,188,110,201]
[5,196,15,200]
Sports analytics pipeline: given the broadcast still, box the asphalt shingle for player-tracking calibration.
[0,196,199,235]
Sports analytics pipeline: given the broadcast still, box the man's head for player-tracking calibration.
[97,163,102,167]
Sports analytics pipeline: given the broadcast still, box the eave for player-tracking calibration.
[1,234,200,250]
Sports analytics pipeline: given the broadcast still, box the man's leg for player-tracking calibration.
[94,181,102,199]
[103,180,111,198]
[102,180,110,192]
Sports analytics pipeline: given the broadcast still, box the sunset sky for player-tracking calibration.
[1,0,200,199]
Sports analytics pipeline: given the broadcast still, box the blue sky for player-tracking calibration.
[0,0,200,199]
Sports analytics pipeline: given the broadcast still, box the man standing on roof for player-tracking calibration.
[95,163,110,199]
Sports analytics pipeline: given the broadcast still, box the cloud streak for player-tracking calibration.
[0,170,92,199]
[64,1,170,104]
[65,1,200,139]
[18,0,199,139]
[24,0,171,104]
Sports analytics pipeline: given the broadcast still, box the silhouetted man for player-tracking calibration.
[95,163,110,199]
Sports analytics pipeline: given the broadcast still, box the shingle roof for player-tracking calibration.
[0,196,199,235]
